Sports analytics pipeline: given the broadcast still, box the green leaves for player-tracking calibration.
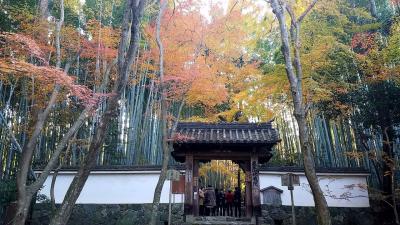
[384,21,400,65]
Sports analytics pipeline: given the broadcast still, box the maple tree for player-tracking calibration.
[0,0,119,224]
[0,26,102,225]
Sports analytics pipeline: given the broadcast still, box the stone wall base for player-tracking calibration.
[261,205,379,225]
[30,204,388,225]
[31,204,187,225]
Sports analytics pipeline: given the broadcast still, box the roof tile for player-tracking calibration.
[173,122,280,144]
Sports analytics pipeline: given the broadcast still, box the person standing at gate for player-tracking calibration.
[234,186,241,217]
[225,189,234,216]
[199,187,205,216]
[218,189,225,216]
[214,188,220,216]
[204,185,216,216]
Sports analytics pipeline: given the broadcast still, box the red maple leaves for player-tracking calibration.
[351,32,376,55]
[0,32,104,106]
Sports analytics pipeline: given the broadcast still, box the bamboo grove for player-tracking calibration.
[0,0,400,223]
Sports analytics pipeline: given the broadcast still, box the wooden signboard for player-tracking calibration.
[281,173,300,188]
[167,169,181,181]
[281,173,300,225]
[172,175,185,194]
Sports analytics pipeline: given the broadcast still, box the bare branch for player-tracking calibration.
[31,107,91,191]
[297,0,318,23]
[18,84,60,184]
[285,4,296,25]
[229,0,239,14]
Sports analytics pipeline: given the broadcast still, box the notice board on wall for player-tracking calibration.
[172,175,185,194]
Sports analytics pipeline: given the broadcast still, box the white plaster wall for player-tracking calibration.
[38,171,183,204]
[37,170,369,207]
[259,172,370,207]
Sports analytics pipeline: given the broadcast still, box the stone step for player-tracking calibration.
[191,222,255,225]
[194,216,251,221]
[191,216,255,225]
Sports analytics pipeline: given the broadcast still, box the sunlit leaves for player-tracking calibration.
[384,21,400,65]
[186,72,228,107]
[81,19,119,60]
[143,0,265,120]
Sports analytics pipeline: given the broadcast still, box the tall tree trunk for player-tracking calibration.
[13,2,73,219]
[48,1,146,225]
[369,0,378,18]
[39,0,49,19]
[270,1,331,225]
[13,87,59,225]
[382,127,393,192]
[391,165,400,225]
[50,164,62,211]
[55,0,64,69]
[149,1,169,224]
[12,103,90,225]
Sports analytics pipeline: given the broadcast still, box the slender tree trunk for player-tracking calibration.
[13,192,34,225]
[270,1,331,225]
[48,1,146,225]
[0,112,36,179]
[39,0,49,19]
[13,86,59,225]
[12,56,85,225]
[382,126,394,193]
[369,0,378,18]
[149,2,169,224]
[12,105,90,225]
[13,2,71,221]
[94,0,103,81]
[296,115,331,225]
[50,164,62,211]
[392,168,400,225]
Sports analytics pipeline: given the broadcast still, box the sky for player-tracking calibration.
[199,0,229,20]
[198,0,269,22]
[77,0,269,22]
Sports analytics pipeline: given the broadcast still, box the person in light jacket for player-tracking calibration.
[199,187,205,216]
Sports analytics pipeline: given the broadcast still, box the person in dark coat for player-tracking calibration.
[204,185,216,216]
[218,189,226,216]
[214,188,220,216]
[234,187,241,217]
[225,189,234,216]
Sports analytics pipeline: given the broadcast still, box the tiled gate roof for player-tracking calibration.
[173,122,280,144]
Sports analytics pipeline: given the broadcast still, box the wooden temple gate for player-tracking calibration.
[171,122,280,220]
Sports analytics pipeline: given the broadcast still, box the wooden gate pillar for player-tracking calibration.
[184,154,194,215]
[251,154,261,216]
[244,160,252,217]
[193,159,199,216]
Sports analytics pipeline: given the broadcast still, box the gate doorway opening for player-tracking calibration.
[198,160,245,217]
[199,160,244,192]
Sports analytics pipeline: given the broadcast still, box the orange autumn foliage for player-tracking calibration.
[80,20,119,60]
[144,1,260,114]
[0,32,100,106]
